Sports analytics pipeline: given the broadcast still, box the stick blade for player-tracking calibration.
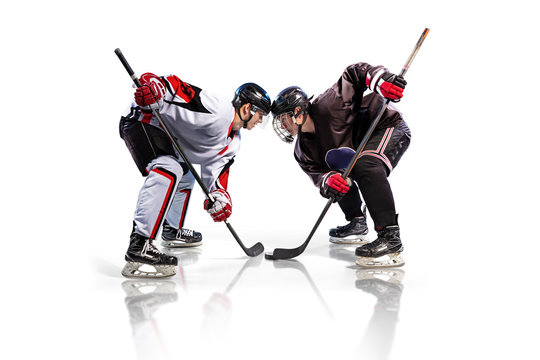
[244,242,264,257]
[265,245,306,260]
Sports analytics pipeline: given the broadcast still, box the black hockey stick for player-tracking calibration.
[265,28,430,260]
[115,48,264,257]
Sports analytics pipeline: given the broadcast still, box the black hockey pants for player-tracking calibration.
[337,121,411,229]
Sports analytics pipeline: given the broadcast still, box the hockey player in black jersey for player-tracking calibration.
[270,63,409,267]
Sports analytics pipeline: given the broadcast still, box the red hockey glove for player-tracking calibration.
[204,189,232,222]
[320,171,352,203]
[134,73,166,110]
[375,72,407,101]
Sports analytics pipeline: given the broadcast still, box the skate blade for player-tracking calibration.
[121,280,176,297]
[355,253,405,268]
[121,261,176,278]
[161,240,202,248]
[329,234,369,245]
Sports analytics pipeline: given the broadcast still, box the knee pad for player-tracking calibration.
[354,155,390,178]
[147,156,186,178]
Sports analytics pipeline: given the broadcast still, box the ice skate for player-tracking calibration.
[355,225,404,268]
[329,216,369,245]
[122,232,178,278]
[161,221,202,248]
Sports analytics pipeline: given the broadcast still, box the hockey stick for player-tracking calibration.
[114,48,264,257]
[265,28,430,260]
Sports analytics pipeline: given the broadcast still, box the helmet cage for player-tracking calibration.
[271,86,310,143]
[272,112,295,143]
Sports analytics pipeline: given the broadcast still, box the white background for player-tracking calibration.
[1,0,539,359]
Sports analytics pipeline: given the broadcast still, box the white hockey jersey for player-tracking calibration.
[127,74,240,192]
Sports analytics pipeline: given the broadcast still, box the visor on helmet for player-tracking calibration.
[250,104,271,128]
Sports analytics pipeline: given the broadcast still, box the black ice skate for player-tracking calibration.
[329,216,369,245]
[355,225,404,268]
[122,232,178,278]
[161,221,202,248]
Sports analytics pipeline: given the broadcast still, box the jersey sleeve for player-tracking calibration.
[337,62,387,104]
[294,139,327,188]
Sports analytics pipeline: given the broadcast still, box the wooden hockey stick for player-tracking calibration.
[115,49,264,257]
[265,28,430,260]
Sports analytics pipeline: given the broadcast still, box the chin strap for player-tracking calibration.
[238,106,253,129]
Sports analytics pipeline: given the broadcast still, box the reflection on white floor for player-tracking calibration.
[117,240,408,360]
[91,222,539,360]
[5,216,539,360]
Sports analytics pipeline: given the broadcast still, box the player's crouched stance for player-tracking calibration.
[119,72,271,278]
[271,63,410,268]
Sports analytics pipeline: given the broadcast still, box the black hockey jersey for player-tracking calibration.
[294,63,403,188]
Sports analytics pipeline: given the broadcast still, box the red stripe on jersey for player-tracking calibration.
[150,168,176,239]
[217,167,230,190]
[218,146,229,155]
[228,111,236,136]
[218,113,236,155]
[166,75,195,103]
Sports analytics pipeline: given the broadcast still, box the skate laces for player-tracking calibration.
[337,217,362,231]
[179,228,194,239]
[182,228,194,237]
[142,240,162,255]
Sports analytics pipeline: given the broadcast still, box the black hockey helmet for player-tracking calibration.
[271,86,311,143]
[232,83,272,115]
[271,86,311,118]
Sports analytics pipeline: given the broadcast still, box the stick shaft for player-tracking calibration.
[343,28,430,178]
[114,49,213,201]
[268,28,430,260]
[115,48,262,256]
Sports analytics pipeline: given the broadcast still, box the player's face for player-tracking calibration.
[245,104,270,130]
[277,113,298,136]
[245,109,265,130]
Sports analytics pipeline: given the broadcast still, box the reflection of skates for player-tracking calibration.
[356,269,404,309]
[356,269,404,359]
[329,206,369,245]
[122,280,178,323]
[122,280,177,360]
[355,225,404,268]
[122,232,178,278]
[328,244,356,262]
[161,220,202,248]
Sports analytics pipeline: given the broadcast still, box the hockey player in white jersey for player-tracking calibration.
[120,73,271,278]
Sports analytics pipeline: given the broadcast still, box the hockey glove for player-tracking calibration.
[134,73,166,111]
[320,171,352,203]
[367,71,407,102]
[204,189,232,222]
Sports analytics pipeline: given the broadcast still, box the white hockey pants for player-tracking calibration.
[133,155,184,239]
[165,170,195,229]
